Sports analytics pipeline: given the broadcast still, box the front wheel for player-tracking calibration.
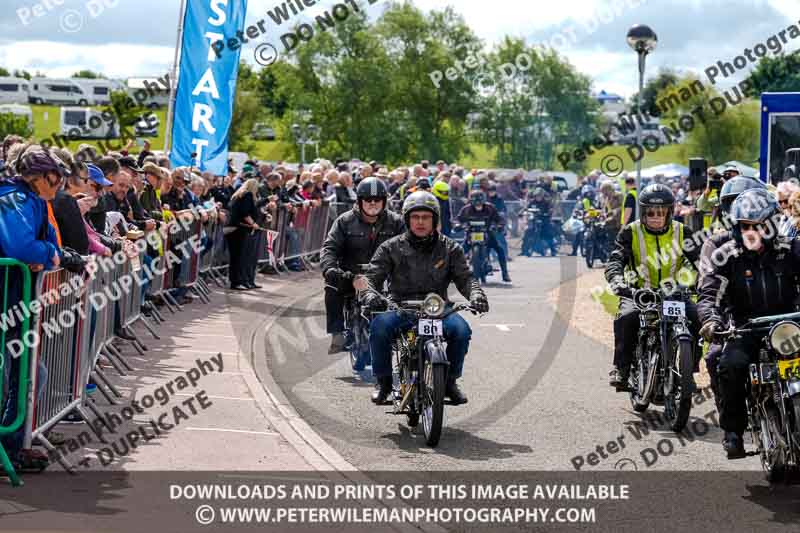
[665,338,694,432]
[629,343,650,413]
[421,362,446,447]
[584,235,595,268]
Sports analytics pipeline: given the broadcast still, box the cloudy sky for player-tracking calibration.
[1,0,798,98]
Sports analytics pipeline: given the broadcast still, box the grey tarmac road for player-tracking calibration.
[261,255,764,474]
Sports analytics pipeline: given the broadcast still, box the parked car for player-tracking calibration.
[134,113,160,137]
[252,122,276,140]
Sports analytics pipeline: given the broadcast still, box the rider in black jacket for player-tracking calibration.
[320,177,404,354]
[456,190,511,282]
[363,191,490,405]
[697,188,800,459]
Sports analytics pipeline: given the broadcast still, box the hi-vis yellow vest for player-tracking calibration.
[630,220,692,289]
[620,189,637,225]
[702,190,718,230]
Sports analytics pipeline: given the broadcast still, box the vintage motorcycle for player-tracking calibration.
[582,208,609,269]
[627,285,697,432]
[343,264,372,371]
[715,312,800,482]
[520,207,557,257]
[367,291,476,447]
[460,220,495,284]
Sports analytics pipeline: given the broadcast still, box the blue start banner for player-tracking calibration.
[170,0,248,174]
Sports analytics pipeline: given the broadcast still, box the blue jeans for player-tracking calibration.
[490,229,508,261]
[369,311,472,380]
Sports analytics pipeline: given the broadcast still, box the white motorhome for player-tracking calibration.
[0,104,33,131]
[29,78,88,106]
[126,77,169,108]
[74,79,115,105]
[60,107,119,139]
[0,77,31,104]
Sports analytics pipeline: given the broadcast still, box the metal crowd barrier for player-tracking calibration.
[254,202,335,271]
[0,259,33,486]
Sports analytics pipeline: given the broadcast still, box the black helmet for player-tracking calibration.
[638,184,674,234]
[719,177,766,214]
[402,191,440,227]
[356,176,388,199]
[469,189,486,206]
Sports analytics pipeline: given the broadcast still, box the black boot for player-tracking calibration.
[723,432,746,459]
[608,365,629,390]
[445,377,468,405]
[371,376,393,405]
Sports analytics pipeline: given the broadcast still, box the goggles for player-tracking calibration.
[643,206,669,218]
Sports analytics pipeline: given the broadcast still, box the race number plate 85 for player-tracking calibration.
[663,301,686,318]
[418,319,443,336]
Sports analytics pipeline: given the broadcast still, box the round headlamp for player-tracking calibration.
[423,293,445,317]
[769,321,800,357]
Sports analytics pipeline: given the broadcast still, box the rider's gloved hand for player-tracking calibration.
[609,278,632,299]
[324,268,345,286]
[361,291,383,311]
[700,320,723,342]
[470,291,489,313]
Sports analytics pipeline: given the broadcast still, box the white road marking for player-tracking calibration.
[173,393,254,401]
[184,427,280,436]
[479,323,525,332]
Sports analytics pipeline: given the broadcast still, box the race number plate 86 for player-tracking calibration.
[418,319,443,336]
[663,301,686,318]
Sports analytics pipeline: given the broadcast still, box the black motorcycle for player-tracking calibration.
[343,264,372,372]
[715,312,800,482]
[460,220,494,284]
[582,208,609,268]
[367,291,476,447]
[520,208,557,257]
[627,286,697,432]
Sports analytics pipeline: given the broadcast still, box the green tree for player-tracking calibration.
[475,38,599,170]
[229,90,261,153]
[0,113,33,139]
[0,68,10,77]
[745,52,800,93]
[632,68,679,116]
[72,69,105,79]
[13,70,32,80]
[656,75,759,164]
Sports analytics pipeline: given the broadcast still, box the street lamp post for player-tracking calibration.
[291,118,320,165]
[626,24,658,202]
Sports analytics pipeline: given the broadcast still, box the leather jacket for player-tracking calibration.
[366,231,486,304]
[698,231,800,325]
[320,207,404,275]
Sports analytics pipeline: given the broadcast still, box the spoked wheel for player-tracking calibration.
[759,408,788,483]
[664,339,694,432]
[584,237,595,268]
[792,397,800,448]
[629,346,650,413]
[421,361,446,447]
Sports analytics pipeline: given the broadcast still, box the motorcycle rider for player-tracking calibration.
[570,185,596,256]
[697,188,800,459]
[701,177,767,412]
[457,190,512,283]
[521,187,557,257]
[362,191,490,405]
[605,184,702,389]
[320,177,404,355]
